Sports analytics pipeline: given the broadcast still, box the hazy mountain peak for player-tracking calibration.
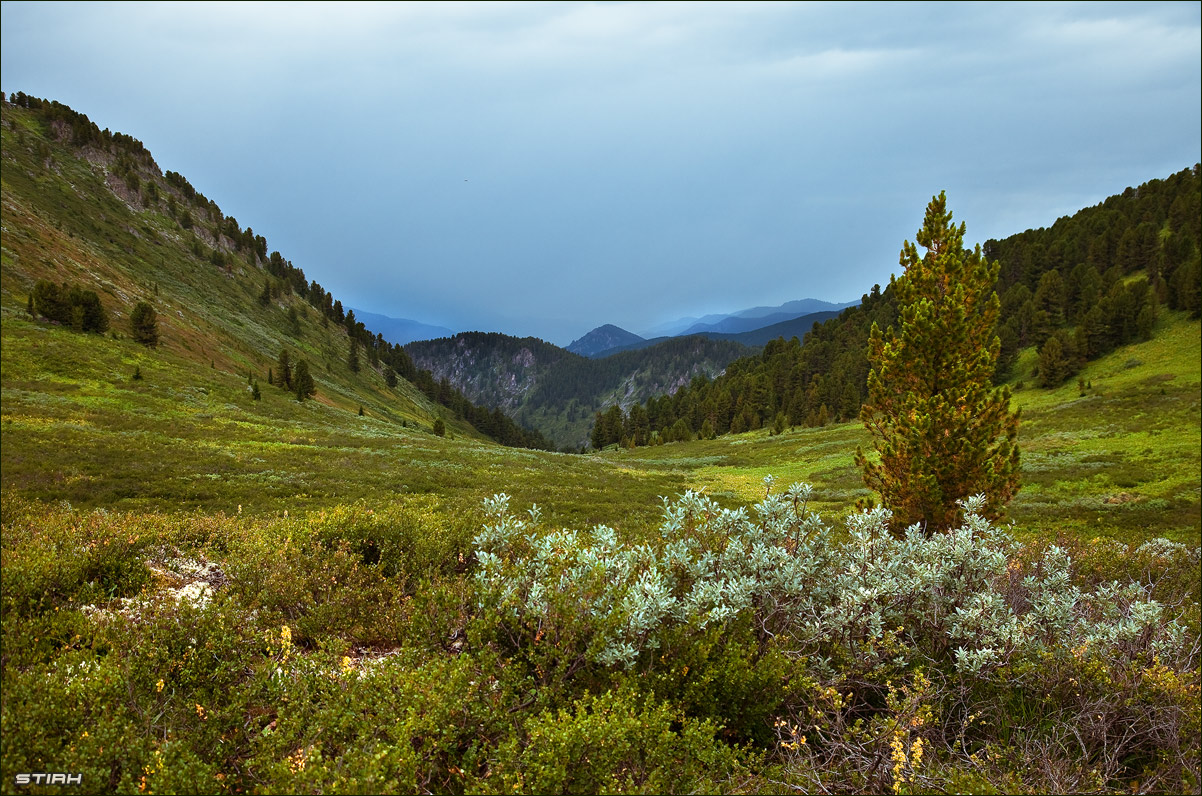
[567,324,645,358]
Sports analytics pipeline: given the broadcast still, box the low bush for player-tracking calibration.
[471,482,1200,793]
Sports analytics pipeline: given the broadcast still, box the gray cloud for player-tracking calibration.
[3,1,1198,343]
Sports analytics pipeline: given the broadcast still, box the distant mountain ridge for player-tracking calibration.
[350,309,452,346]
[574,309,846,359]
[641,297,857,338]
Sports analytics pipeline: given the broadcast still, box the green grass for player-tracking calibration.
[609,312,1201,546]
[3,305,1198,545]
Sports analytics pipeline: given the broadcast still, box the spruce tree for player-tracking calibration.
[855,192,1020,533]
[293,360,315,401]
[278,349,292,389]
[129,301,159,347]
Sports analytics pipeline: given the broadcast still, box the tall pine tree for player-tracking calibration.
[277,349,293,390]
[855,192,1020,533]
[293,360,316,401]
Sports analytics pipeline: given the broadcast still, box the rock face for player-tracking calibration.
[406,332,571,413]
[566,324,645,358]
[405,332,751,448]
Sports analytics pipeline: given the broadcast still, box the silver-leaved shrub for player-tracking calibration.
[473,483,1194,680]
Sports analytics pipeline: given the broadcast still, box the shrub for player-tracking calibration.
[31,279,109,333]
[472,482,1200,793]
[481,687,748,794]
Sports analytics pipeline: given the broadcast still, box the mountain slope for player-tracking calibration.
[0,94,549,457]
[605,165,1200,447]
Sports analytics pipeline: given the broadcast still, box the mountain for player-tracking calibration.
[702,310,844,347]
[406,332,751,448]
[0,93,550,457]
[731,297,859,320]
[566,324,645,357]
[350,308,452,345]
[642,297,857,338]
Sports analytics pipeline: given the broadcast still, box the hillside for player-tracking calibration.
[406,332,751,449]
[602,166,1201,447]
[0,94,549,453]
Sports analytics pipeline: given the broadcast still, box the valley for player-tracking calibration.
[1,93,1199,795]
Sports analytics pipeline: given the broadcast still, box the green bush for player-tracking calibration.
[481,686,748,795]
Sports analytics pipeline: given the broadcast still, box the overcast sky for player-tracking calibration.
[2,2,1199,344]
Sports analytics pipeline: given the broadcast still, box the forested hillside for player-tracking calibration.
[596,166,1201,448]
[407,332,750,449]
[0,92,550,450]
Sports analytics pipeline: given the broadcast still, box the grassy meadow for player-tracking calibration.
[2,296,1198,793]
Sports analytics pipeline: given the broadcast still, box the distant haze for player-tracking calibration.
[2,1,1198,345]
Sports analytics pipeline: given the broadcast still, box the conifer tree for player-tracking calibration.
[293,360,315,401]
[129,301,159,347]
[855,192,1020,533]
[277,349,292,389]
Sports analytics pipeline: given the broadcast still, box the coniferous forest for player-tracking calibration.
[1,92,1199,796]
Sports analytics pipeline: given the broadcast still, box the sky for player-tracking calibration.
[2,2,1199,345]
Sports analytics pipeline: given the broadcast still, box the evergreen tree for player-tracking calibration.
[433,417,446,437]
[1036,331,1076,387]
[129,301,159,347]
[855,192,1020,533]
[32,280,69,324]
[293,359,315,401]
[591,411,605,451]
[252,381,261,400]
[277,349,292,389]
[348,339,360,373]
